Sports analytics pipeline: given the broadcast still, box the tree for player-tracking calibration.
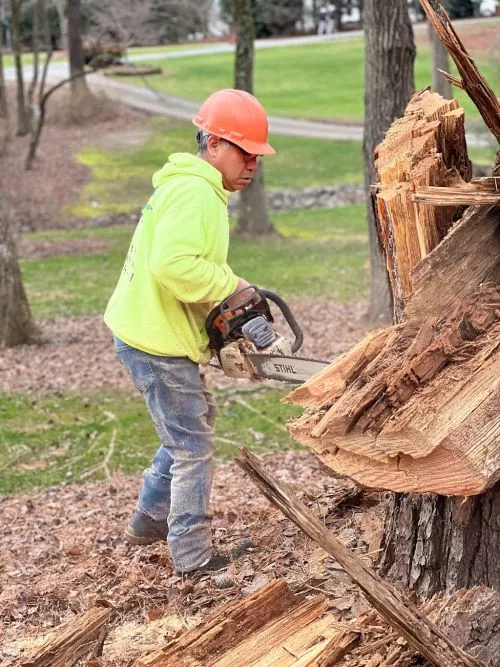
[67,0,88,97]
[221,0,303,38]
[11,0,29,135]
[362,0,415,323]
[0,0,7,118]
[445,0,474,17]
[428,20,452,98]
[51,0,67,51]
[0,199,38,346]
[232,0,274,236]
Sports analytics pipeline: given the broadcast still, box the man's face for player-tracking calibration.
[207,136,262,192]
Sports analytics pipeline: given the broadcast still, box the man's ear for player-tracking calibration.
[206,135,222,158]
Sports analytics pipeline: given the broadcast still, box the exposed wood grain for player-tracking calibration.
[20,606,111,667]
[136,579,298,667]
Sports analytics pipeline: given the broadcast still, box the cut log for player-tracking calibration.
[235,448,482,667]
[136,579,300,667]
[20,606,111,667]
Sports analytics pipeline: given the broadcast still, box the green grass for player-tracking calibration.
[120,38,497,122]
[0,388,302,495]
[68,117,363,218]
[21,204,368,318]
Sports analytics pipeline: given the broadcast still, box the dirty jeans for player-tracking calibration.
[114,337,216,572]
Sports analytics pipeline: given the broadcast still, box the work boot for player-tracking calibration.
[175,551,231,577]
[174,538,255,577]
[123,510,168,545]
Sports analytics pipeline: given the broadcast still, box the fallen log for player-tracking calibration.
[20,605,111,667]
[137,579,300,666]
[235,448,482,667]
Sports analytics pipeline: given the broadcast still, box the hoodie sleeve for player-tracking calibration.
[149,205,238,304]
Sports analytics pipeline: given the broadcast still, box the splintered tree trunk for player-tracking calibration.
[286,0,500,602]
[0,202,38,346]
[232,0,274,236]
[363,0,415,323]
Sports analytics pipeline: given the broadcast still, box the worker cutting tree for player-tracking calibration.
[104,89,276,577]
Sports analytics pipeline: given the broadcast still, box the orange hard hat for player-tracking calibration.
[193,89,275,155]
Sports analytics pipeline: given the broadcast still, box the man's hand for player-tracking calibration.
[225,278,253,308]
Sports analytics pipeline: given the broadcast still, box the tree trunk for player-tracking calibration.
[362,0,415,323]
[380,483,500,600]
[67,0,88,98]
[0,4,7,119]
[428,21,451,98]
[11,0,29,135]
[379,0,500,602]
[232,0,274,236]
[54,0,68,52]
[0,201,39,346]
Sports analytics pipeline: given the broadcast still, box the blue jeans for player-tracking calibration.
[114,337,216,572]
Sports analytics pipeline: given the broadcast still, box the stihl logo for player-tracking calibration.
[274,363,297,374]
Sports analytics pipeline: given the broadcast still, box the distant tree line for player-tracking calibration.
[0,0,483,51]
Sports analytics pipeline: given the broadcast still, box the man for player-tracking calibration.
[104,89,275,576]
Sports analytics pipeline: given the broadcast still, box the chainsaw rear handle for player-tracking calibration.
[259,289,303,353]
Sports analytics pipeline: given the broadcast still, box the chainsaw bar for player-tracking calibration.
[244,353,329,384]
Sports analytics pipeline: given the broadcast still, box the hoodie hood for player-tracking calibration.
[152,152,230,205]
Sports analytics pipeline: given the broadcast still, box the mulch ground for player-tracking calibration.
[0,300,372,395]
[0,452,385,666]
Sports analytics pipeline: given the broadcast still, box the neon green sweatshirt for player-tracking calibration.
[104,153,238,363]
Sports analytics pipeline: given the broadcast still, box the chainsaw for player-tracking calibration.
[206,286,328,384]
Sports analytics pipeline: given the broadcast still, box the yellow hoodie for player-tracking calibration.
[104,153,238,363]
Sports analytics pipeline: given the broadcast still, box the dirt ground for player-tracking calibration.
[1,86,148,233]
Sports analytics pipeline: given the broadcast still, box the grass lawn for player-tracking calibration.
[21,203,368,319]
[121,37,497,122]
[68,117,364,218]
[0,388,302,495]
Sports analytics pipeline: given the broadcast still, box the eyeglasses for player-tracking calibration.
[223,139,263,164]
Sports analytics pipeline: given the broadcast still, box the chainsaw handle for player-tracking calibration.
[259,289,303,353]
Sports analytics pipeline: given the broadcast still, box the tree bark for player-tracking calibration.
[53,0,68,52]
[363,0,415,323]
[380,483,500,600]
[11,0,29,135]
[0,2,7,119]
[428,21,451,98]
[0,201,39,346]
[232,0,274,236]
[67,0,88,98]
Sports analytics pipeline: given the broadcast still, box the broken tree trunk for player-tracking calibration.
[235,448,482,667]
[287,205,500,496]
[285,0,499,599]
[20,605,111,667]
